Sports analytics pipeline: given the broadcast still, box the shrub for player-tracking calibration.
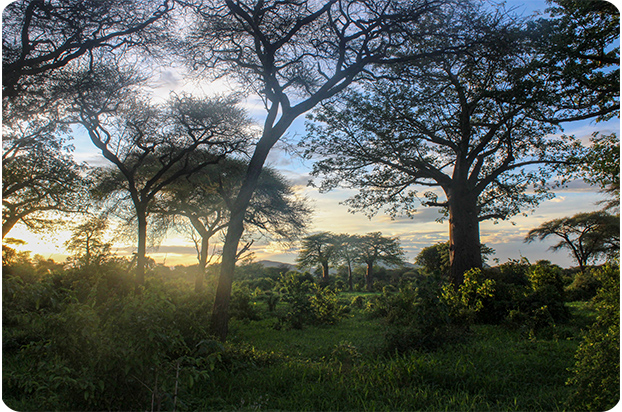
[350,295,366,309]
[229,288,261,322]
[370,277,467,353]
[441,268,496,324]
[308,285,348,325]
[566,268,602,301]
[566,264,620,411]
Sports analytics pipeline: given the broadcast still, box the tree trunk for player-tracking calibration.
[447,189,482,288]
[321,261,330,283]
[195,236,209,293]
[347,261,353,291]
[136,208,148,287]
[365,262,374,291]
[210,132,282,341]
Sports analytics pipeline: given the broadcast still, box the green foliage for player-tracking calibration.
[566,264,620,411]
[275,272,347,329]
[565,268,602,301]
[367,277,468,353]
[441,268,496,324]
[229,287,261,322]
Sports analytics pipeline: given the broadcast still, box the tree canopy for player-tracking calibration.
[302,2,618,285]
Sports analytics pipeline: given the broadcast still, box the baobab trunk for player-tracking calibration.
[447,189,482,288]
[365,263,374,291]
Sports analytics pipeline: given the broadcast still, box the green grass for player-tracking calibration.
[188,304,587,411]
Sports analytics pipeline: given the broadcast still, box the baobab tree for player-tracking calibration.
[302,3,618,286]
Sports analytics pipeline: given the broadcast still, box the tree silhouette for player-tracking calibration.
[2,130,89,239]
[76,71,250,286]
[296,232,338,283]
[354,232,404,291]
[181,0,478,341]
[525,211,620,273]
[64,216,111,267]
[153,157,311,292]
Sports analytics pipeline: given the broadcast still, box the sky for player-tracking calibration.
[6,0,620,270]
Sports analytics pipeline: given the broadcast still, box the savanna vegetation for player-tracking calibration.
[3,0,619,410]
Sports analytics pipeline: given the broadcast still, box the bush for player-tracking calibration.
[308,285,348,325]
[369,277,467,353]
[229,288,261,322]
[566,269,602,301]
[566,264,620,411]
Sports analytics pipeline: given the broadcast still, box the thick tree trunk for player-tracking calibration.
[321,261,330,283]
[195,236,209,293]
[136,209,148,287]
[447,189,482,288]
[365,263,374,291]
[347,262,353,291]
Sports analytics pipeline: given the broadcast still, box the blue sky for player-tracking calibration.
[8,0,620,269]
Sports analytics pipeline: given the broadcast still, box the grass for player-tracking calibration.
[187,303,589,411]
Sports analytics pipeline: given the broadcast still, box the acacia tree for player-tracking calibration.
[154,157,311,292]
[296,232,338,283]
[525,211,620,272]
[64,216,112,267]
[2,0,172,102]
[354,232,404,291]
[2,0,174,245]
[180,0,478,341]
[302,6,618,286]
[2,130,89,238]
[76,68,250,286]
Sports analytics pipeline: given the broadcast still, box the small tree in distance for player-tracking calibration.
[355,232,404,291]
[64,216,112,267]
[296,232,338,284]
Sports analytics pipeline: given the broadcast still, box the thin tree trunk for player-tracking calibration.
[195,236,209,293]
[447,190,482,288]
[347,261,353,291]
[210,134,279,341]
[136,208,148,287]
[321,261,330,283]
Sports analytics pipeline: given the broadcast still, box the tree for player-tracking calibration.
[181,0,477,341]
[76,70,250,286]
[580,133,620,213]
[64,216,112,267]
[2,129,90,239]
[302,4,617,286]
[296,232,338,283]
[154,158,311,292]
[331,234,360,291]
[2,0,173,102]
[354,232,404,291]
[525,211,620,272]
[538,0,619,122]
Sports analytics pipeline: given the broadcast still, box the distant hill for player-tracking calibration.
[255,260,297,271]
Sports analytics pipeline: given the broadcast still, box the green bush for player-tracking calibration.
[566,264,620,411]
[368,277,467,353]
[308,285,348,325]
[566,268,602,301]
[229,288,261,322]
